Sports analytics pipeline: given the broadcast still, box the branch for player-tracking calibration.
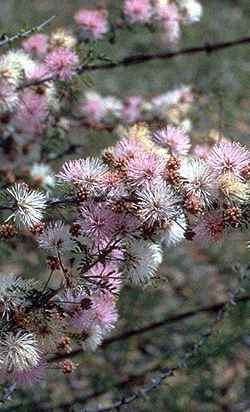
[79,286,249,412]
[0,16,56,48]
[49,293,250,363]
[20,35,250,90]
[81,35,250,72]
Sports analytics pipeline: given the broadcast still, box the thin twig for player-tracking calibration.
[0,15,56,48]
[20,35,250,90]
[49,293,250,363]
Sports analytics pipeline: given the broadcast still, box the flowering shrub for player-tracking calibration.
[0,1,250,409]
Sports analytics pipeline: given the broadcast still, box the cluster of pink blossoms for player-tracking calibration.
[123,0,202,44]
[1,122,250,386]
[73,1,202,44]
[80,85,193,128]
[0,28,79,152]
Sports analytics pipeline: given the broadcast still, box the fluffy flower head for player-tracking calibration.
[7,183,47,228]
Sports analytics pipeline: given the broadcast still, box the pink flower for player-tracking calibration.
[72,292,118,333]
[207,142,250,179]
[122,96,143,123]
[58,157,108,194]
[86,262,123,295]
[44,47,79,81]
[92,292,118,331]
[79,201,117,243]
[156,3,181,44]
[124,0,153,24]
[156,2,180,22]
[81,92,106,123]
[13,90,48,137]
[74,9,109,40]
[22,34,48,58]
[153,126,191,157]
[25,64,51,82]
[114,137,146,159]
[126,152,166,187]
[192,211,224,243]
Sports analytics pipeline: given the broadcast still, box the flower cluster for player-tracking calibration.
[80,86,193,128]
[1,122,250,386]
[73,1,202,45]
[123,0,202,44]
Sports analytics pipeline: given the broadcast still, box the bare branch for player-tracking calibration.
[0,16,56,48]
[20,35,250,90]
[49,293,250,363]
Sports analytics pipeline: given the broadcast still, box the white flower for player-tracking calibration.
[30,163,55,190]
[0,331,41,373]
[58,157,108,195]
[180,118,192,132]
[0,50,35,85]
[6,183,47,228]
[161,213,187,247]
[124,239,162,284]
[82,325,103,352]
[38,221,74,252]
[180,158,218,207]
[103,96,123,119]
[179,0,203,23]
[136,182,181,227]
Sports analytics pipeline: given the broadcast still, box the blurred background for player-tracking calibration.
[0,1,250,411]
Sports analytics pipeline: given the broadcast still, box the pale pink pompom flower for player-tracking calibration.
[58,157,108,195]
[79,201,117,243]
[13,90,48,137]
[74,9,109,40]
[207,141,250,179]
[126,152,166,187]
[156,3,181,45]
[124,0,153,24]
[91,292,118,332]
[81,92,106,123]
[86,262,123,295]
[22,34,48,58]
[114,137,146,160]
[25,64,51,82]
[153,126,191,157]
[44,47,79,81]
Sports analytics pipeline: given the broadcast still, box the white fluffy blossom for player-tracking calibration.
[179,0,203,23]
[0,331,41,373]
[180,158,218,207]
[161,213,187,247]
[82,325,103,352]
[6,183,47,228]
[38,221,74,252]
[136,182,181,227]
[124,239,162,284]
[58,157,108,195]
[0,50,35,85]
